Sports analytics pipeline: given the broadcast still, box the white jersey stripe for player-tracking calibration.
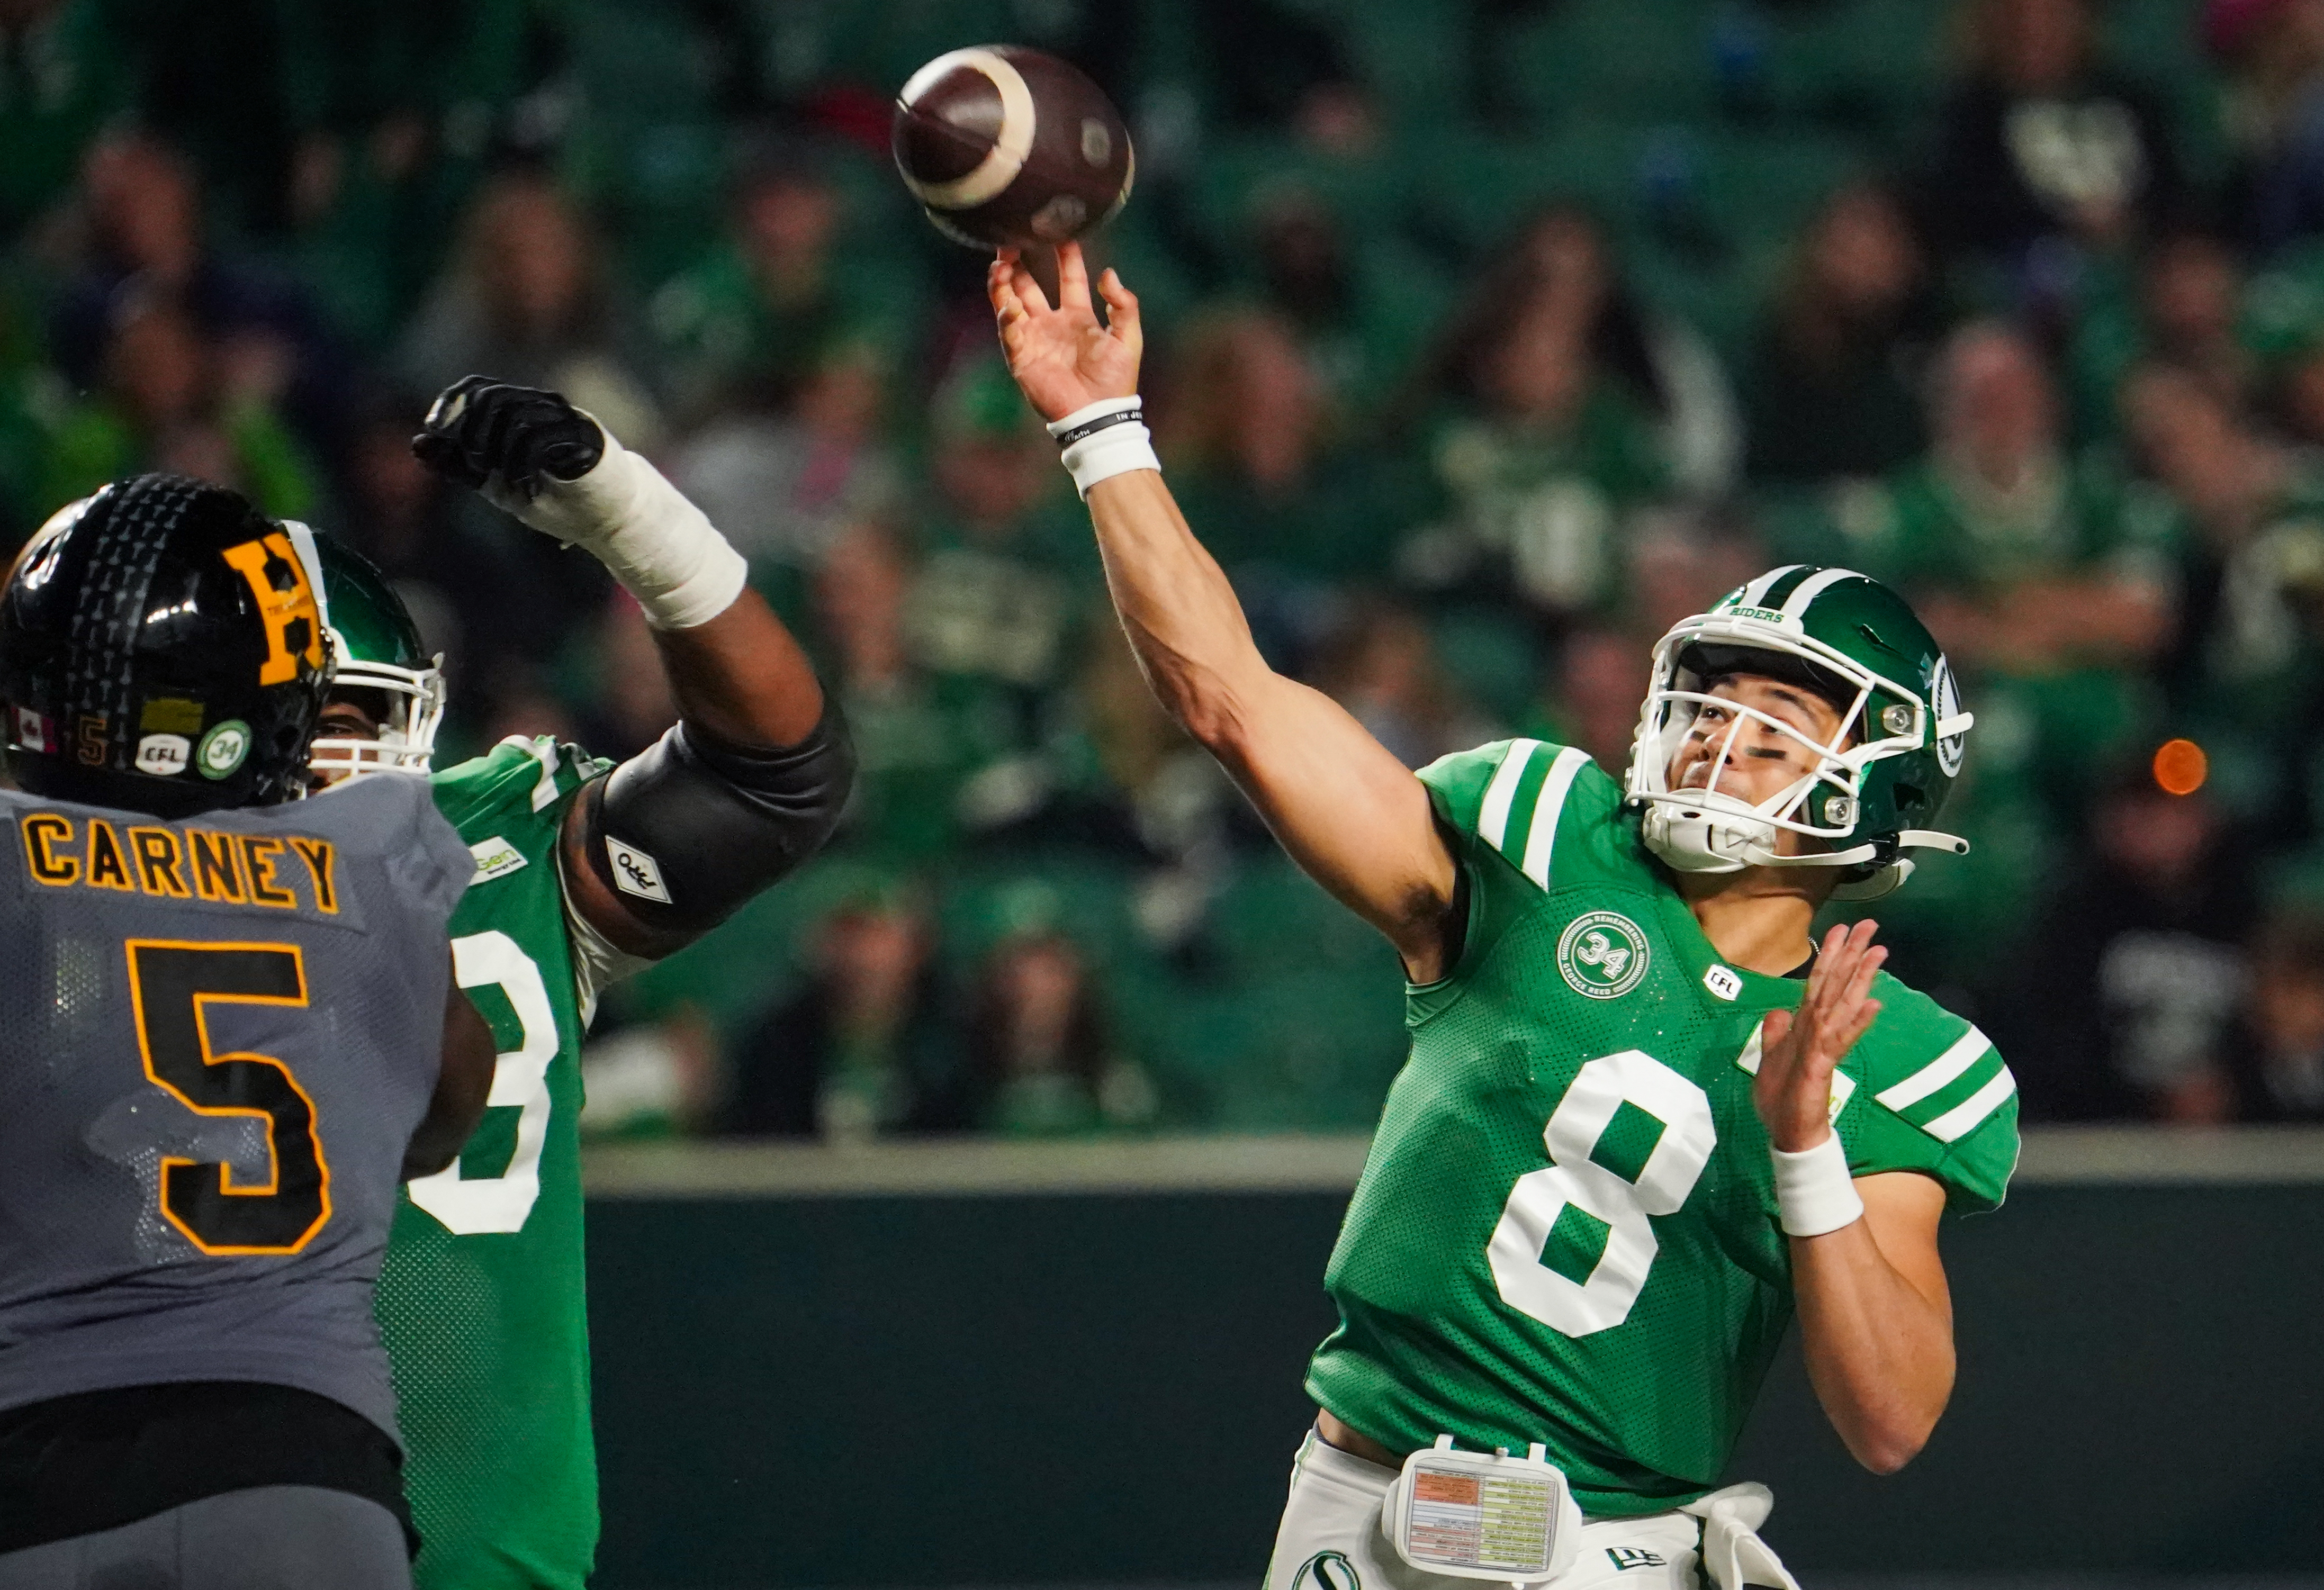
[1874,1025,1994,1112]
[1779,566,1861,617]
[1476,739,1541,854]
[1737,565,1805,608]
[1923,1066,2017,1143]
[1520,746,1593,889]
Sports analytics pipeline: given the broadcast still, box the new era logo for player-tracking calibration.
[605,836,672,905]
[1606,1548,1666,1571]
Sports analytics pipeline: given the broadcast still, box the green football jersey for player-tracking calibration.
[1306,738,2019,1516]
[377,736,611,1590]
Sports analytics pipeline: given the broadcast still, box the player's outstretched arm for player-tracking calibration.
[414,380,854,959]
[992,246,1458,977]
[1756,921,1956,1474]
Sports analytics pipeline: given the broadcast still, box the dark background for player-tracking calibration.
[587,1179,2324,1585]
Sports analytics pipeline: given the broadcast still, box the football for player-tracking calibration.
[891,46,1133,250]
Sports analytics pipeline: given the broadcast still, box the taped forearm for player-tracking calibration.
[586,703,854,936]
[483,428,747,631]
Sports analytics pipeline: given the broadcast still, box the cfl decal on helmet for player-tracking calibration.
[1625,566,1972,900]
[135,734,191,776]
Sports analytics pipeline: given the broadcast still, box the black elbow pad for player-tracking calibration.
[588,702,854,935]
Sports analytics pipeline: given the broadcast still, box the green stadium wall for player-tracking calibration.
[583,1133,2323,1586]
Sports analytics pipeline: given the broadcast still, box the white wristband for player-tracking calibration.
[1770,1131,1864,1237]
[1047,396,1159,500]
[482,424,748,631]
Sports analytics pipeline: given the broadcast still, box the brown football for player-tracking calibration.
[892,46,1133,250]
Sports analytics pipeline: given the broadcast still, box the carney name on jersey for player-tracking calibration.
[376,735,614,1590]
[1306,738,2020,1516]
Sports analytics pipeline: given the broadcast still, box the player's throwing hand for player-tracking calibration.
[988,241,1141,423]
[1754,920,1888,1152]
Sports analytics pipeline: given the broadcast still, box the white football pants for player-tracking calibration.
[1262,1429,1705,1590]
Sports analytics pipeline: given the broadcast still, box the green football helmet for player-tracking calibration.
[293,528,446,779]
[1623,565,1973,901]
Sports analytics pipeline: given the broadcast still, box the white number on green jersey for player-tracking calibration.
[408,930,556,1235]
[1487,1050,1717,1336]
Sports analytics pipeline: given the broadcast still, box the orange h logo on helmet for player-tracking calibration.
[219,534,325,686]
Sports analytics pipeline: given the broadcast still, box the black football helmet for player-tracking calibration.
[1,474,334,818]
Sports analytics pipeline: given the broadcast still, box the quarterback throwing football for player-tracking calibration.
[990,245,2016,1590]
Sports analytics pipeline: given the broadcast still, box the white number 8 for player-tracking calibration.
[1488,1049,1718,1337]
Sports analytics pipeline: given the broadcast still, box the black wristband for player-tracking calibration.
[1052,406,1145,448]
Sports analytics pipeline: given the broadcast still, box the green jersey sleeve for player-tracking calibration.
[1418,739,1629,883]
[1839,974,2021,1213]
[430,736,611,842]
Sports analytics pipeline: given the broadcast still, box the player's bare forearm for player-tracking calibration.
[649,586,825,749]
[1791,1171,1954,1473]
[997,249,1456,971]
[1086,468,1454,969]
[1085,471,1272,737]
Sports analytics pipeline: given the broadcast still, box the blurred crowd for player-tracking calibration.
[9,0,2324,1136]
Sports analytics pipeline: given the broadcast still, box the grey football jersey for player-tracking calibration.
[0,773,471,1440]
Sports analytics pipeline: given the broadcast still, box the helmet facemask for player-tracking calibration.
[308,641,446,779]
[1625,610,1969,896]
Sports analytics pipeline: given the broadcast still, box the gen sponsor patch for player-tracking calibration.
[469,835,528,883]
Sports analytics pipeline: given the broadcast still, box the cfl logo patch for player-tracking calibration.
[605,836,673,905]
[1605,1547,1667,1571]
[1703,964,1743,1001]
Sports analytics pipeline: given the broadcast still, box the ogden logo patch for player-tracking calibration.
[1291,1550,1361,1590]
[194,720,251,780]
[605,836,672,905]
[135,733,190,776]
[469,836,528,883]
[1558,911,1651,1000]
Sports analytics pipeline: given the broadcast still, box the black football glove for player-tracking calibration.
[411,376,606,501]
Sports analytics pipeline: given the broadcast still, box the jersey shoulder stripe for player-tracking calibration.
[1869,1020,2015,1142]
[1424,738,1608,893]
[431,737,610,839]
[1842,974,2020,1211]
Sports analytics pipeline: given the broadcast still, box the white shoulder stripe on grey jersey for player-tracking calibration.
[1477,739,1542,853]
[1923,1066,2017,1143]
[1519,745,1594,889]
[1779,566,1864,616]
[1736,565,1806,608]
[1875,1025,1994,1112]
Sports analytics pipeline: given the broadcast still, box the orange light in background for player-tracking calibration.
[2153,738,2208,796]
